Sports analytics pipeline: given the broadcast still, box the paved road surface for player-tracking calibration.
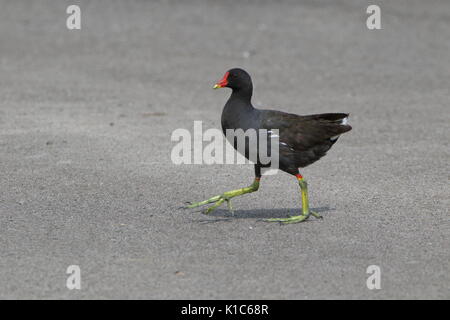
[0,0,448,299]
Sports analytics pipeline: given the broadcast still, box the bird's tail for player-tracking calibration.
[304,113,352,143]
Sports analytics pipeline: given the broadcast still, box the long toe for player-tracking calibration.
[202,198,225,215]
[310,211,323,219]
[265,215,309,224]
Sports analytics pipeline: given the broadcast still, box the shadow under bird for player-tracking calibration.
[187,68,352,224]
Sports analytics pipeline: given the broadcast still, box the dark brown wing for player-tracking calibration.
[261,111,351,149]
[260,110,352,169]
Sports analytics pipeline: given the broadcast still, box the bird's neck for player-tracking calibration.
[229,85,253,105]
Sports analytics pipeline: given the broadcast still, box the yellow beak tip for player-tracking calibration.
[213,84,221,89]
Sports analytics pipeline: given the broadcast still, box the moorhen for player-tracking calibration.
[188,68,351,224]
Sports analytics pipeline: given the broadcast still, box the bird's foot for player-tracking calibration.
[186,194,233,215]
[310,211,323,219]
[265,211,322,224]
[265,214,309,224]
[186,180,259,215]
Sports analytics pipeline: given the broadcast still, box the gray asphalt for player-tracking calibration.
[0,0,449,299]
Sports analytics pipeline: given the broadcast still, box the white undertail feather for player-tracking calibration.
[330,117,348,141]
[330,135,340,141]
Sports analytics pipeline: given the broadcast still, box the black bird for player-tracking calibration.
[188,68,352,223]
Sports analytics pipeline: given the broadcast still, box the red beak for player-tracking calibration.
[213,71,229,89]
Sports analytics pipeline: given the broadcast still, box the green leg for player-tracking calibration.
[266,175,322,224]
[187,178,260,214]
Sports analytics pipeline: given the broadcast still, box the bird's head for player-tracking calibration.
[213,68,252,91]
